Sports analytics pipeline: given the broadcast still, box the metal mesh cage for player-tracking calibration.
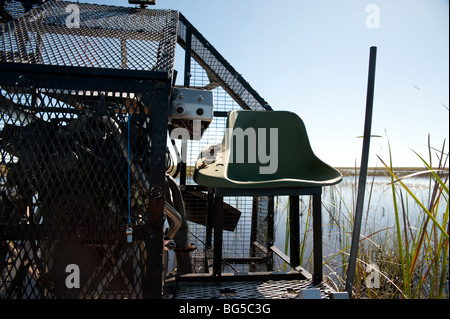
[1,1,175,299]
[178,14,270,112]
[177,59,274,275]
[1,1,45,22]
[0,68,165,298]
[1,0,286,299]
[1,0,178,72]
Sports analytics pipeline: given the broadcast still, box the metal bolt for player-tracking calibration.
[150,186,164,198]
[164,239,176,250]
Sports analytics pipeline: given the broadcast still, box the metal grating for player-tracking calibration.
[178,13,270,111]
[1,1,175,299]
[167,279,333,299]
[1,0,178,72]
[1,0,297,299]
[1,1,45,22]
[0,63,173,298]
[177,59,274,275]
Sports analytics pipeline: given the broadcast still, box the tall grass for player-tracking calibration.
[277,138,449,299]
[376,136,449,299]
[340,138,448,298]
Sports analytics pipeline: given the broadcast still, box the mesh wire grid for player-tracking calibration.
[1,0,178,72]
[178,13,271,112]
[1,0,289,299]
[1,1,45,22]
[178,60,274,275]
[0,70,161,298]
[0,0,176,298]
[169,279,333,299]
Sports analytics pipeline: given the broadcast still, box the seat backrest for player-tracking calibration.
[223,110,340,183]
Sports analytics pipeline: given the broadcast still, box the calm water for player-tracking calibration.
[272,172,448,278]
[179,171,447,282]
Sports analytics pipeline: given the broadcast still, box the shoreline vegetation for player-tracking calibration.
[338,166,449,177]
[174,161,448,299]
[2,159,448,299]
[165,166,449,178]
[274,160,449,299]
[305,142,448,299]
[2,164,449,178]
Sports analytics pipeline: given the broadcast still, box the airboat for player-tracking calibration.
[0,0,352,299]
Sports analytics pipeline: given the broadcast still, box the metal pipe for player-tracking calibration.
[163,201,182,240]
[345,46,377,297]
[165,174,189,247]
[165,173,193,274]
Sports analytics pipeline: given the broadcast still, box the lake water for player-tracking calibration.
[178,170,447,291]
[271,170,448,282]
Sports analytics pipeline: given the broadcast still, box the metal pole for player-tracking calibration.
[179,27,192,186]
[345,46,377,297]
[289,195,300,267]
[213,196,224,277]
[312,193,323,285]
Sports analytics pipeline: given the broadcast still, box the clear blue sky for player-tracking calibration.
[85,0,449,168]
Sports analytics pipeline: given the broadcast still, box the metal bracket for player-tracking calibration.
[170,87,213,122]
[169,87,214,140]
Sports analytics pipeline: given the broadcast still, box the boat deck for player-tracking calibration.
[164,272,335,300]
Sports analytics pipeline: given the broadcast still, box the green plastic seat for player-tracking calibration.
[194,110,343,189]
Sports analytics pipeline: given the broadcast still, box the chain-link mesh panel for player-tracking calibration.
[1,0,279,299]
[176,18,274,274]
[177,60,274,274]
[1,0,178,72]
[1,70,148,299]
[178,14,270,111]
[1,1,177,298]
[0,59,172,298]
[1,1,46,23]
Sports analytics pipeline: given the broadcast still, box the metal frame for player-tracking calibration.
[1,1,335,299]
[177,13,271,112]
[0,61,171,298]
[170,12,328,291]
[1,1,180,298]
[208,187,323,285]
[174,13,280,281]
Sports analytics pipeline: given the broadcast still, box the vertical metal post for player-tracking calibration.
[289,195,300,267]
[345,46,377,297]
[142,79,171,299]
[179,27,192,186]
[184,28,192,88]
[250,197,259,250]
[249,196,260,272]
[213,195,224,277]
[267,196,275,271]
[206,191,214,248]
[312,193,323,285]
[204,191,214,272]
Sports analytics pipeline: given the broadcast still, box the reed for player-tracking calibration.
[272,132,448,298]
[320,137,449,299]
[376,136,449,299]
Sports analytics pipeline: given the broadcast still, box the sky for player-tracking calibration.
[83,0,449,168]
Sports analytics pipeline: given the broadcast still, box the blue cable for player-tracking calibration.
[127,116,131,225]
